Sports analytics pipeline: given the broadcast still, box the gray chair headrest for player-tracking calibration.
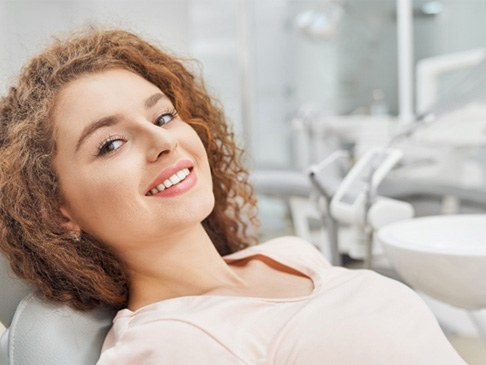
[1,294,115,365]
[0,254,30,327]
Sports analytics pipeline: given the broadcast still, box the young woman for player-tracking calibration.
[0,28,466,364]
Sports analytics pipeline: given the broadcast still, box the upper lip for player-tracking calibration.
[145,159,194,195]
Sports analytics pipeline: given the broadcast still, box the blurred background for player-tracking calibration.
[1,0,486,363]
[2,0,486,169]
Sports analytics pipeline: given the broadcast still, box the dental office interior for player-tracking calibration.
[1,0,486,363]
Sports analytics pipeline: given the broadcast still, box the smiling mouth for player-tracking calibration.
[145,167,192,196]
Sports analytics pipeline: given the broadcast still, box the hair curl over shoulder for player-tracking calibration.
[0,28,259,310]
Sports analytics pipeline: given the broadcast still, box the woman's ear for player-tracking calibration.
[59,205,81,237]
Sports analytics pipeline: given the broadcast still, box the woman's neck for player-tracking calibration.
[121,224,246,310]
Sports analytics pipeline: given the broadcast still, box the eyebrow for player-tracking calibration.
[75,114,121,152]
[75,92,168,152]
[145,93,166,109]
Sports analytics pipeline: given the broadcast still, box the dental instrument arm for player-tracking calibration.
[329,148,413,268]
[308,150,350,201]
[307,150,350,266]
[330,148,403,226]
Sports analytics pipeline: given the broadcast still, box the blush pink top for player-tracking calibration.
[97,237,466,365]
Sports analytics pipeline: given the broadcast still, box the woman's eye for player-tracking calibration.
[97,139,124,156]
[155,110,177,127]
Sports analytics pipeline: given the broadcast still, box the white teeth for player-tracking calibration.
[182,168,190,177]
[147,168,191,195]
[163,180,173,188]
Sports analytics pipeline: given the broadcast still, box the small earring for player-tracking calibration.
[71,233,81,242]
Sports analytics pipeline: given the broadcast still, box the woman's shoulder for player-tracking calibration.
[224,236,332,271]
[260,236,328,262]
[231,235,322,255]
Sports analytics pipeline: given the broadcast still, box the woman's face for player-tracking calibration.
[53,68,214,251]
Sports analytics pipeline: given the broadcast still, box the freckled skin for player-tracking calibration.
[53,69,214,253]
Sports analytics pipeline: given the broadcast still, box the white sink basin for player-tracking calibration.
[377,214,486,309]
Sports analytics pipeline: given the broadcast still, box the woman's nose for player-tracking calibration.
[145,124,178,162]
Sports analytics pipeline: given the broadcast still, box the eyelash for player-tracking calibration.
[95,108,179,157]
[96,135,127,157]
[155,108,178,127]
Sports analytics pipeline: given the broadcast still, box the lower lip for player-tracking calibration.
[149,169,197,198]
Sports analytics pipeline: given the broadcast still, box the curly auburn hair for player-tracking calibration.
[0,28,259,311]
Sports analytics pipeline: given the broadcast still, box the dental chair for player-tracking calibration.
[0,254,115,365]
